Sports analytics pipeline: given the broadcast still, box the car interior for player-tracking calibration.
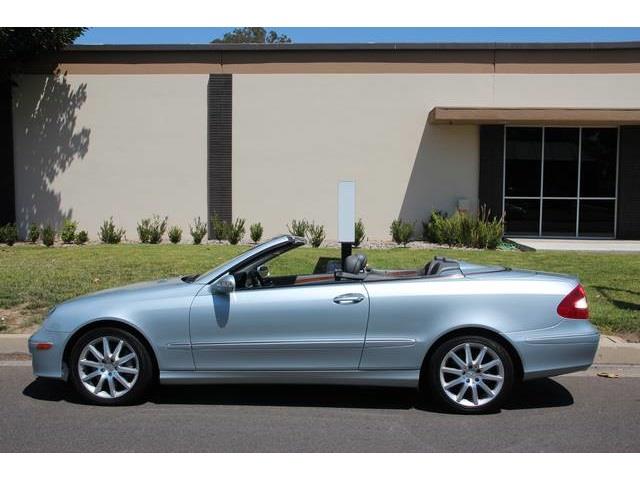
[231,243,463,290]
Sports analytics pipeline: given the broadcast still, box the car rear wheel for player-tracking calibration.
[69,327,154,406]
[425,335,514,414]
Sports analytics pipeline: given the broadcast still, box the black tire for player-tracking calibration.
[69,327,155,406]
[423,335,514,414]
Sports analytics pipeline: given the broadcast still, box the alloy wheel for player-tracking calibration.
[77,336,140,399]
[439,342,505,408]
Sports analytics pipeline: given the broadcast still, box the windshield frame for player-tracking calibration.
[193,235,305,284]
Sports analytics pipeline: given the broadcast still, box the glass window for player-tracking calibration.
[579,200,615,237]
[541,199,577,236]
[543,128,579,197]
[580,128,617,198]
[505,199,540,235]
[505,128,542,197]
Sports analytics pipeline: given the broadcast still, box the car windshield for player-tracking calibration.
[193,235,303,283]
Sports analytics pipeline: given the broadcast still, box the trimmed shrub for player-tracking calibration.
[306,222,326,248]
[422,210,448,244]
[390,219,414,246]
[287,219,309,237]
[249,222,263,243]
[168,226,182,244]
[41,225,55,247]
[60,219,78,243]
[354,218,365,247]
[27,223,40,243]
[137,215,167,244]
[1,223,18,246]
[422,206,504,249]
[210,212,228,241]
[98,217,125,244]
[226,218,246,245]
[189,217,207,245]
[75,230,89,245]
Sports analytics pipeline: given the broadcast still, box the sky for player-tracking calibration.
[76,27,640,44]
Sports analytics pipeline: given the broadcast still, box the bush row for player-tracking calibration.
[1,207,503,249]
[0,220,88,247]
[390,205,504,249]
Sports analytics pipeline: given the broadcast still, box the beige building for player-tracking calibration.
[4,43,640,241]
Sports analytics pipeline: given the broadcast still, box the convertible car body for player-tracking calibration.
[30,235,599,412]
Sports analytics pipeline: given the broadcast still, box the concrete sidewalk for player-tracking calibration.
[508,237,640,252]
[2,333,639,365]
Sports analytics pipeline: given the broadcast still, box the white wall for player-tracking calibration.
[13,71,640,242]
[12,74,207,241]
[233,74,487,240]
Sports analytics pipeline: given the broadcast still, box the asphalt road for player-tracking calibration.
[1,365,638,452]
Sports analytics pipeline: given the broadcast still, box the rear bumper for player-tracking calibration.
[506,320,599,380]
[28,328,69,381]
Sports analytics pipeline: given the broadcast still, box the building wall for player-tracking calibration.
[232,73,640,239]
[233,74,486,240]
[11,70,640,241]
[12,74,207,240]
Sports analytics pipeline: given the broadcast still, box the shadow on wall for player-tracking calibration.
[13,74,90,235]
[398,122,478,229]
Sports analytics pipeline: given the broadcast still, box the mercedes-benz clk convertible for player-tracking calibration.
[29,235,599,413]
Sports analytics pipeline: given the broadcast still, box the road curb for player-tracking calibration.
[2,333,639,365]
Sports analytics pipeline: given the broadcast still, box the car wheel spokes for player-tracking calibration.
[439,342,504,408]
[77,336,139,399]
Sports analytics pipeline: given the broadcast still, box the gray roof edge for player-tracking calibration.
[65,41,640,52]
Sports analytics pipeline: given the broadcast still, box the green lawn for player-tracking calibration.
[1,243,639,336]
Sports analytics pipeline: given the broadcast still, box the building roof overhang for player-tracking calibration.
[428,107,640,126]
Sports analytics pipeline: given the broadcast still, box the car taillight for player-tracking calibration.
[557,284,589,320]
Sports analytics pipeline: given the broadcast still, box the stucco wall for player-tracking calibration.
[12,71,640,242]
[12,74,207,240]
[232,74,486,240]
[233,73,640,240]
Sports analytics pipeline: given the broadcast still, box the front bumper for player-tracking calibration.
[506,320,600,380]
[28,328,70,380]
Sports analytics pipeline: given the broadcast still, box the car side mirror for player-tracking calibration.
[212,273,235,294]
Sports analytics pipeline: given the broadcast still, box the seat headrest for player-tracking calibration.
[344,254,367,274]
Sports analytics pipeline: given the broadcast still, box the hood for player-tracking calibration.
[65,276,188,303]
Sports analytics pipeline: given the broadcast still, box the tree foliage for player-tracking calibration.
[212,27,291,44]
[0,28,86,63]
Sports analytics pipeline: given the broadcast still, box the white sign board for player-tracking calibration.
[338,181,355,243]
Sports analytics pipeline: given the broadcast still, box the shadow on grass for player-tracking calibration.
[594,286,640,312]
[23,377,573,414]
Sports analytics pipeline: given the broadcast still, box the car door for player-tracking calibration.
[189,281,370,370]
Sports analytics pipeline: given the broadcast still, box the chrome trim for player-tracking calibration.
[191,339,364,351]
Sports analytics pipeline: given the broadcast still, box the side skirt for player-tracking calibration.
[159,369,420,388]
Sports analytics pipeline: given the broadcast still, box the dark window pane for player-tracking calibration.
[505,199,540,235]
[542,200,577,236]
[580,128,617,198]
[505,127,542,197]
[579,200,615,237]
[543,128,579,197]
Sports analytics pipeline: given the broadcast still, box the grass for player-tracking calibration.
[0,243,639,336]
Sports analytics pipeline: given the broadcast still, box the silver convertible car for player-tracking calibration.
[29,235,599,413]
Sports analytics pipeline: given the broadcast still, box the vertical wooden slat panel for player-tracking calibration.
[207,74,232,238]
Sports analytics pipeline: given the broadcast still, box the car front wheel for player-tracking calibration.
[69,327,154,405]
[426,335,514,414]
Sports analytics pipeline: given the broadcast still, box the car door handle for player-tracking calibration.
[333,293,365,304]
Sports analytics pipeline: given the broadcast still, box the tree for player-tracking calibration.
[1,28,86,225]
[212,27,291,44]
[0,28,86,64]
